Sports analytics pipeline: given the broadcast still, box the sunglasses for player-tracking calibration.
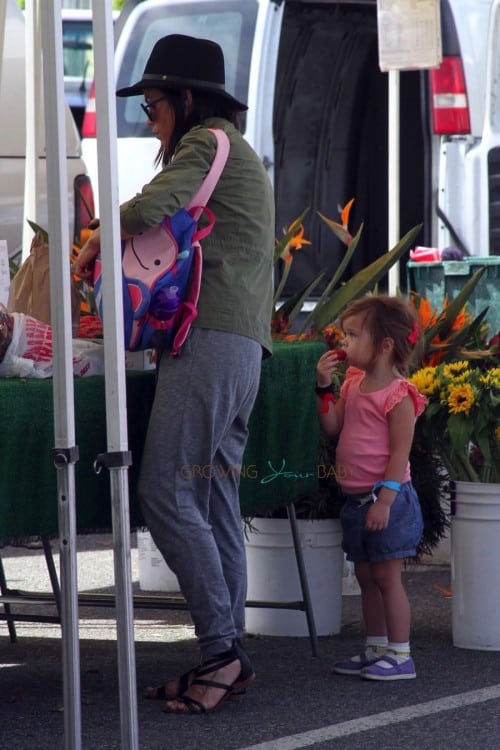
[140,95,167,120]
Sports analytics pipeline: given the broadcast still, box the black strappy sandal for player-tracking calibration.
[146,639,255,702]
[145,667,196,701]
[162,642,256,714]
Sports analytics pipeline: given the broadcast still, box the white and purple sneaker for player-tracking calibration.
[333,648,384,676]
[361,654,416,681]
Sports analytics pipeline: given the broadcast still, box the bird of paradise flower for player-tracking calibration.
[271,198,422,339]
[409,275,494,367]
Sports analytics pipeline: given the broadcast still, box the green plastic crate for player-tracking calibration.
[407,257,500,336]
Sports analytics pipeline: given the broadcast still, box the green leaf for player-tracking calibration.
[423,267,486,346]
[297,223,364,335]
[311,224,422,331]
[275,270,326,328]
[273,208,310,264]
[317,212,352,246]
[272,255,292,307]
[447,413,473,452]
[26,219,49,243]
[315,220,363,297]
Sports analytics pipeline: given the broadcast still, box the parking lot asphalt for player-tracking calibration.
[1,534,500,750]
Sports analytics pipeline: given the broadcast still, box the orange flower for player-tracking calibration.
[281,332,314,342]
[410,293,475,366]
[320,199,355,246]
[280,222,311,265]
[411,294,437,329]
[288,223,311,251]
[339,197,355,230]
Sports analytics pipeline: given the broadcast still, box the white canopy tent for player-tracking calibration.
[22,3,443,747]
[36,2,139,747]
[23,1,42,261]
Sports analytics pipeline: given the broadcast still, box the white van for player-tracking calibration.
[81,0,500,294]
[62,8,94,133]
[0,0,94,260]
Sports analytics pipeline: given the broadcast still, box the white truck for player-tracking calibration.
[0,0,94,261]
[81,0,500,295]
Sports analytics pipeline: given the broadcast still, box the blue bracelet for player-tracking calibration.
[372,480,402,497]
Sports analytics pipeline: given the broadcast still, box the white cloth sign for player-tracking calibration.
[377,0,442,72]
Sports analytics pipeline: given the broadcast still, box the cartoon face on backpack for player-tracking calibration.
[92,128,229,355]
[121,218,185,322]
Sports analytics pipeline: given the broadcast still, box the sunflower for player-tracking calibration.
[408,367,440,396]
[446,382,475,415]
[411,361,500,482]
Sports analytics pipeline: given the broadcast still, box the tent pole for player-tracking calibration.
[91,2,139,747]
[388,68,400,295]
[40,2,82,748]
[23,0,42,261]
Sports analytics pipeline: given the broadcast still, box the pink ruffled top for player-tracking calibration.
[335,367,427,492]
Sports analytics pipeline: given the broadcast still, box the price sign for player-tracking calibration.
[377,0,442,72]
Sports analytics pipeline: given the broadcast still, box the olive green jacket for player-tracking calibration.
[120,118,274,355]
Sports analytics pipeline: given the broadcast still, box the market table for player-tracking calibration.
[0,340,324,537]
[0,340,326,652]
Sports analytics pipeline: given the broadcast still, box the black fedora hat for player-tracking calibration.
[116,33,247,110]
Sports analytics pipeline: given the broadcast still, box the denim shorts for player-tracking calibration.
[340,482,424,562]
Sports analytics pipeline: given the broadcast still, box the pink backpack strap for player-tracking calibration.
[187,128,230,218]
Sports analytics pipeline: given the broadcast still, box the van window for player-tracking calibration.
[115,0,257,137]
[63,17,94,98]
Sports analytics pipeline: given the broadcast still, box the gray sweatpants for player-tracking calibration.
[138,328,262,657]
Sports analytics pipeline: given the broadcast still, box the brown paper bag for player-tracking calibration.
[7,231,81,333]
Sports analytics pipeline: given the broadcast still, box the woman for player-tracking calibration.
[74,34,274,714]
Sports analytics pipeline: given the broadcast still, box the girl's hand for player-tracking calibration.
[316,348,346,386]
[365,500,391,531]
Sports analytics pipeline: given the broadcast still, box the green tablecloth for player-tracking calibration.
[0,341,325,538]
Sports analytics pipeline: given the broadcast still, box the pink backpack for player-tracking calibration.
[93,128,230,354]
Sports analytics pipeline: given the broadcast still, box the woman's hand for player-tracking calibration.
[73,226,101,282]
[316,348,346,386]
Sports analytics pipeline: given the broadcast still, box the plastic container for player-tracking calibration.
[451,482,500,650]
[137,529,180,592]
[406,257,500,334]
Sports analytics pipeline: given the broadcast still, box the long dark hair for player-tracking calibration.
[154,88,242,167]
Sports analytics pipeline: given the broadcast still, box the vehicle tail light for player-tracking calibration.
[73,174,95,243]
[81,80,97,138]
[430,56,471,135]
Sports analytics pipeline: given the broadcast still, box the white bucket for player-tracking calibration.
[137,530,180,592]
[451,482,500,650]
[244,517,344,636]
[342,557,361,596]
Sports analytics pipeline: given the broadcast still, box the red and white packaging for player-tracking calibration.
[409,246,442,262]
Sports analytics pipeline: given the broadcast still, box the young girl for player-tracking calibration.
[316,295,426,680]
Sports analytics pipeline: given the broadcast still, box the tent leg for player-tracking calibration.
[0,553,17,643]
[42,536,61,616]
[55,460,82,750]
[286,503,319,657]
[109,468,139,750]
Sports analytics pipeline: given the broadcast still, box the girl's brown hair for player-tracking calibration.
[339,294,420,374]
